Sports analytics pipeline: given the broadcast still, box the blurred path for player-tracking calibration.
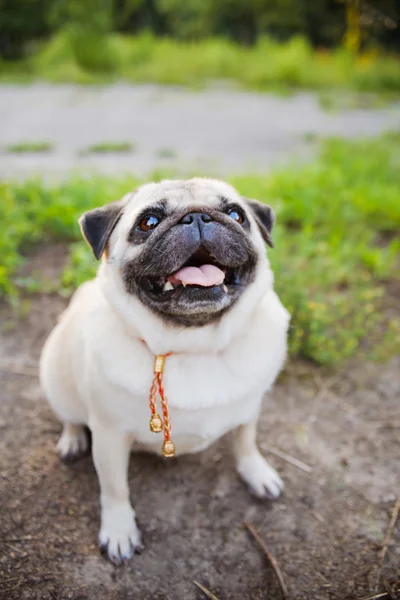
[0,83,399,180]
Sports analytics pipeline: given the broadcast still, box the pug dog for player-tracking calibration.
[40,178,290,564]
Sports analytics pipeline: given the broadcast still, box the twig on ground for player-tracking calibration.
[0,360,38,377]
[312,511,325,523]
[360,591,400,600]
[70,584,89,592]
[244,521,288,599]
[312,374,340,403]
[1,535,40,542]
[326,390,356,414]
[260,444,312,473]
[374,497,400,591]
[315,571,331,587]
[193,580,220,600]
[2,541,28,556]
[313,374,356,414]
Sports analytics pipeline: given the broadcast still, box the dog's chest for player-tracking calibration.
[93,346,264,406]
[88,330,284,453]
[85,290,289,453]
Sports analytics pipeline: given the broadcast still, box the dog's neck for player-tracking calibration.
[97,259,274,356]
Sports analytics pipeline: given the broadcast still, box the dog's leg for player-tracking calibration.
[233,419,283,500]
[90,420,143,564]
[57,423,89,462]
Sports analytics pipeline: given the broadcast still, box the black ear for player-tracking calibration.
[243,197,275,248]
[79,198,127,260]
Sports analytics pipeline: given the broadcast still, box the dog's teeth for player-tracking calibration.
[223,285,228,293]
[163,281,174,292]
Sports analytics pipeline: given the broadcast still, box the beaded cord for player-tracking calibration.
[148,353,175,457]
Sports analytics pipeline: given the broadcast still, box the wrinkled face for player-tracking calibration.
[80,178,274,327]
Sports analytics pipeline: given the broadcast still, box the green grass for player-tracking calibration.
[7,142,53,153]
[84,141,134,154]
[1,31,400,93]
[303,132,319,143]
[157,148,177,159]
[1,134,399,365]
[317,90,396,112]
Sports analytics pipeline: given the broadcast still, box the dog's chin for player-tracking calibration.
[124,250,255,327]
[138,273,253,327]
[138,285,234,327]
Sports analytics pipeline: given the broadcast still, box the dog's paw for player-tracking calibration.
[57,424,89,462]
[99,504,143,565]
[237,452,284,500]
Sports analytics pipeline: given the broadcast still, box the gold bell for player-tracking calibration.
[162,439,176,458]
[150,413,163,433]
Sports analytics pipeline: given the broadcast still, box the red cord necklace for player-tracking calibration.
[148,352,176,457]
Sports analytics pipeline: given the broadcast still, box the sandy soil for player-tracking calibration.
[0,248,399,600]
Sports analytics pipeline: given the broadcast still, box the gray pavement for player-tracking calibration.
[0,83,399,180]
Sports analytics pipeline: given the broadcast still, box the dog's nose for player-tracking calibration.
[179,212,213,225]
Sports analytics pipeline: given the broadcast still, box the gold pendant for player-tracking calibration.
[162,439,176,458]
[149,413,163,433]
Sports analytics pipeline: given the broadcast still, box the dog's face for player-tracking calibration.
[80,178,274,327]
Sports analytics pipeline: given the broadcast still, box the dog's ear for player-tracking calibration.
[79,198,127,260]
[243,197,275,248]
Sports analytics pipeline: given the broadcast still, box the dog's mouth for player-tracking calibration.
[143,247,243,297]
[125,237,258,325]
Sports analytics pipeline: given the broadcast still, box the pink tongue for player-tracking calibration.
[170,264,225,287]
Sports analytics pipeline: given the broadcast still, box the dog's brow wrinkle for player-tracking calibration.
[218,196,231,209]
[185,183,196,203]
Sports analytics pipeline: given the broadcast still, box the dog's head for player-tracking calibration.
[79,178,274,328]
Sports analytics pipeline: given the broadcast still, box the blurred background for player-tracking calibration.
[1,0,400,176]
[1,0,400,62]
[1,3,400,599]
[1,0,400,179]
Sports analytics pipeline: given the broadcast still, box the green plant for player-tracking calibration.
[60,242,97,294]
[2,32,400,93]
[157,148,177,159]
[84,141,134,154]
[7,142,53,153]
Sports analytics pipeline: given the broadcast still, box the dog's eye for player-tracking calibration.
[228,208,245,224]
[138,215,160,232]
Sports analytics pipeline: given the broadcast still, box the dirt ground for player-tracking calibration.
[0,247,399,600]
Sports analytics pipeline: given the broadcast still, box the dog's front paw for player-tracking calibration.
[237,452,283,500]
[99,504,143,565]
